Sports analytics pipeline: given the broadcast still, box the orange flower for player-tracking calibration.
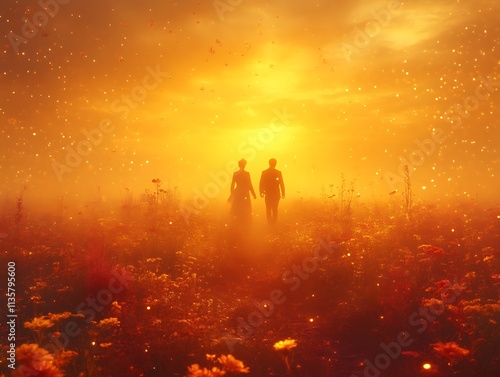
[97,317,120,328]
[24,316,54,331]
[13,344,63,377]
[217,355,249,374]
[431,341,470,362]
[185,364,226,377]
[273,339,297,352]
[54,350,78,368]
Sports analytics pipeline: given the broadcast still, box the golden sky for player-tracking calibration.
[1,0,499,208]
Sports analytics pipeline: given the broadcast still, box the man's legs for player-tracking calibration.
[266,202,272,223]
[272,201,279,223]
[266,197,280,224]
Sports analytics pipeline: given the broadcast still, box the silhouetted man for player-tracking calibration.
[259,158,285,224]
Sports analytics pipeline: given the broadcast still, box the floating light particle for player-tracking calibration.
[423,363,431,370]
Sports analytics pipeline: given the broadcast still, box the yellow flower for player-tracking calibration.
[24,316,54,331]
[273,339,297,352]
[217,354,249,373]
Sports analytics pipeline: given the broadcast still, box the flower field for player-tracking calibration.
[1,193,499,377]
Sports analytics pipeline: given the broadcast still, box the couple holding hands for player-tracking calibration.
[229,158,285,226]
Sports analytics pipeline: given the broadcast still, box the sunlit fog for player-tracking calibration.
[1,0,498,209]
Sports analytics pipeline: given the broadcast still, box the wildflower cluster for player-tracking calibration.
[431,341,470,362]
[13,343,76,377]
[185,354,249,377]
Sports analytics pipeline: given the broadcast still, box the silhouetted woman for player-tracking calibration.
[229,159,257,226]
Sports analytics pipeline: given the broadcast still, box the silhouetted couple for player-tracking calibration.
[229,158,285,226]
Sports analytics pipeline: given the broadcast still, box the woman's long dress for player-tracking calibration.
[230,170,255,225]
